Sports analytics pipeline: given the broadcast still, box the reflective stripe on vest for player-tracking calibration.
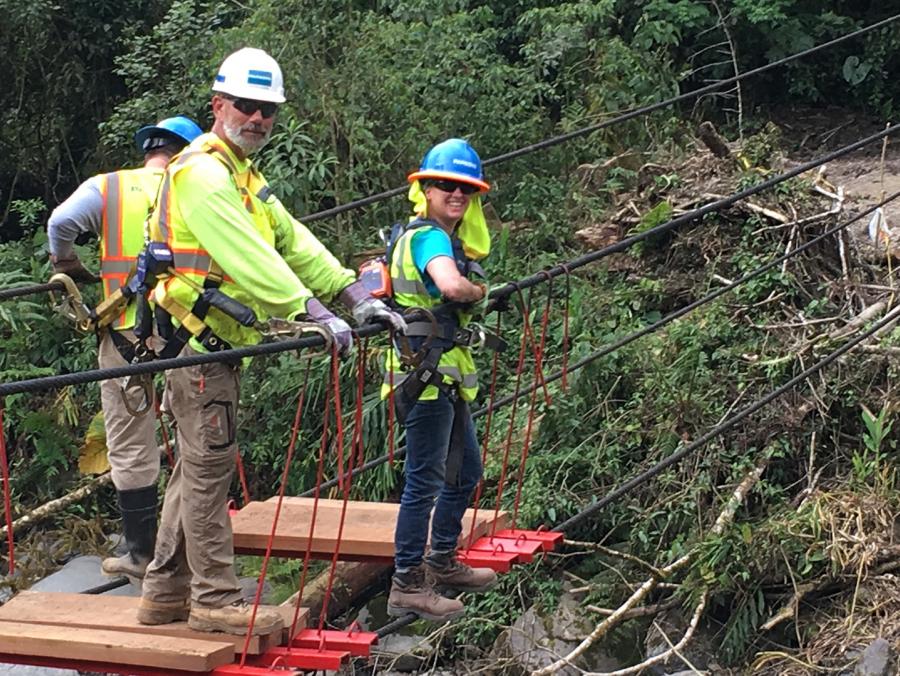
[99,168,163,330]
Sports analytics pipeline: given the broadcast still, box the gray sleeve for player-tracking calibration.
[47,175,105,258]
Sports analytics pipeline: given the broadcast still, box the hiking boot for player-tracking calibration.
[102,485,158,579]
[425,551,497,593]
[387,565,465,622]
[188,600,284,636]
[137,598,190,625]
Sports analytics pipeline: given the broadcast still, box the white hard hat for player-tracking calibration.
[212,47,286,103]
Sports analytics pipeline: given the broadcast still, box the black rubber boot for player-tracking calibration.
[101,485,158,579]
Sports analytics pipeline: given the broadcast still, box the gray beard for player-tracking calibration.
[223,121,271,155]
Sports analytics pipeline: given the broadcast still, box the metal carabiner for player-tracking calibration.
[48,273,94,332]
[466,323,487,352]
[120,374,154,417]
[259,317,334,360]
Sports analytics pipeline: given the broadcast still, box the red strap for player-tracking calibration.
[466,312,503,548]
[511,282,553,527]
[239,363,312,666]
[234,449,251,507]
[0,401,13,574]
[154,401,175,469]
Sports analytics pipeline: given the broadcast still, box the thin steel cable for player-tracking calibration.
[300,14,899,223]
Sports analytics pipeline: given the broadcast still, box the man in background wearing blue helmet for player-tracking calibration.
[382,138,498,621]
[47,116,203,580]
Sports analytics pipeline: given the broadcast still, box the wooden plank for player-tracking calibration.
[0,619,232,672]
[233,499,508,559]
[0,592,305,654]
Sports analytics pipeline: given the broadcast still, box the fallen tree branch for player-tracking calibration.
[564,540,664,576]
[0,473,113,538]
[586,597,679,620]
[531,456,769,676]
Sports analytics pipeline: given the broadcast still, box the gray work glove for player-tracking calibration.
[339,281,407,334]
[51,255,99,284]
[303,298,353,358]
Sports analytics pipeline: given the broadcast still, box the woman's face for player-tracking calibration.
[425,181,474,227]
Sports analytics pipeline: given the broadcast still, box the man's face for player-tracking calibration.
[212,94,278,156]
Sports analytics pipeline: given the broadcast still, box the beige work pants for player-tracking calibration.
[142,345,243,608]
[98,330,160,491]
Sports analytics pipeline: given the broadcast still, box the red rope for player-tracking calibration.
[318,344,352,630]
[235,449,251,506]
[288,359,333,644]
[561,265,572,392]
[239,363,312,666]
[511,282,553,528]
[490,303,530,537]
[466,312,503,548]
[154,401,175,469]
[0,402,14,574]
[352,338,369,470]
[387,328,396,467]
[518,286,552,407]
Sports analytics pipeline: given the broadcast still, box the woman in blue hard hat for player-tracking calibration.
[47,115,202,580]
[383,138,497,621]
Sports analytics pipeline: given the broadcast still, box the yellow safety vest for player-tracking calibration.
[99,167,163,330]
[381,223,480,402]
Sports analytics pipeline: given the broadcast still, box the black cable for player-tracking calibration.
[300,14,899,223]
[1,125,893,397]
[304,191,900,496]
[82,576,129,594]
[553,302,900,534]
[0,281,66,302]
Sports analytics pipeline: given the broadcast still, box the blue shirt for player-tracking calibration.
[411,227,454,298]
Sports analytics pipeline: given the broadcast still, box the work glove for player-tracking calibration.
[469,282,491,319]
[302,298,353,358]
[51,255,99,284]
[339,281,407,334]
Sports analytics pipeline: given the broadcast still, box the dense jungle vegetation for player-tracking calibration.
[2,1,900,672]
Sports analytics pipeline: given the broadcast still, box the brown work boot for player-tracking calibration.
[137,598,190,625]
[387,565,465,622]
[188,600,284,636]
[425,551,497,593]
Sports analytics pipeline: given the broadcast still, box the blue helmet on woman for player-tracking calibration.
[134,116,203,153]
[408,138,490,192]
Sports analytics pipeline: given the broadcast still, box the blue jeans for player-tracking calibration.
[394,392,482,570]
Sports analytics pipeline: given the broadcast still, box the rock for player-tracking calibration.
[30,556,139,596]
[372,633,435,672]
[492,589,625,674]
[643,608,716,675]
[0,667,78,676]
[854,638,895,676]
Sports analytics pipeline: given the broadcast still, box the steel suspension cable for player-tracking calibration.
[0,125,894,397]
[304,190,900,496]
[553,300,900,534]
[299,14,899,224]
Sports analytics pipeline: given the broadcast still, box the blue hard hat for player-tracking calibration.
[134,116,203,153]
[408,138,490,192]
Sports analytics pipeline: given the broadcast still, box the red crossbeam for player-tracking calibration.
[291,627,378,656]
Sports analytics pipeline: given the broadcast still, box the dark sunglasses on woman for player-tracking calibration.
[428,179,480,195]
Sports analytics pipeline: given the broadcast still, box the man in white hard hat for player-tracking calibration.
[48,116,203,581]
[136,48,405,636]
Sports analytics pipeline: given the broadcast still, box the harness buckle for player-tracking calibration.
[397,307,438,369]
[48,273,94,332]
[120,343,156,417]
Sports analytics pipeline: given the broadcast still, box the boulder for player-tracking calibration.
[372,633,435,673]
[854,638,895,676]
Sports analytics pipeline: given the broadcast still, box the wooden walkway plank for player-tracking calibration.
[233,499,508,559]
[0,619,233,672]
[0,592,305,655]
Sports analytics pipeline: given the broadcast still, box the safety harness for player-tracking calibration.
[382,218,506,421]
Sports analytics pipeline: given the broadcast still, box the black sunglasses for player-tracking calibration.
[222,95,279,119]
[429,179,479,195]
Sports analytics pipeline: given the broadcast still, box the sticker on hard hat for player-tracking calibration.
[452,159,478,169]
[248,70,273,86]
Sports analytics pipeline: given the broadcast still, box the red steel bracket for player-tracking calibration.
[457,547,519,572]
[244,646,349,671]
[492,528,564,552]
[291,627,378,657]
[466,534,545,563]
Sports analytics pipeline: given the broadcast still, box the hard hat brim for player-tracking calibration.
[133,126,186,153]
[212,82,286,104]
[408,170,490,192]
